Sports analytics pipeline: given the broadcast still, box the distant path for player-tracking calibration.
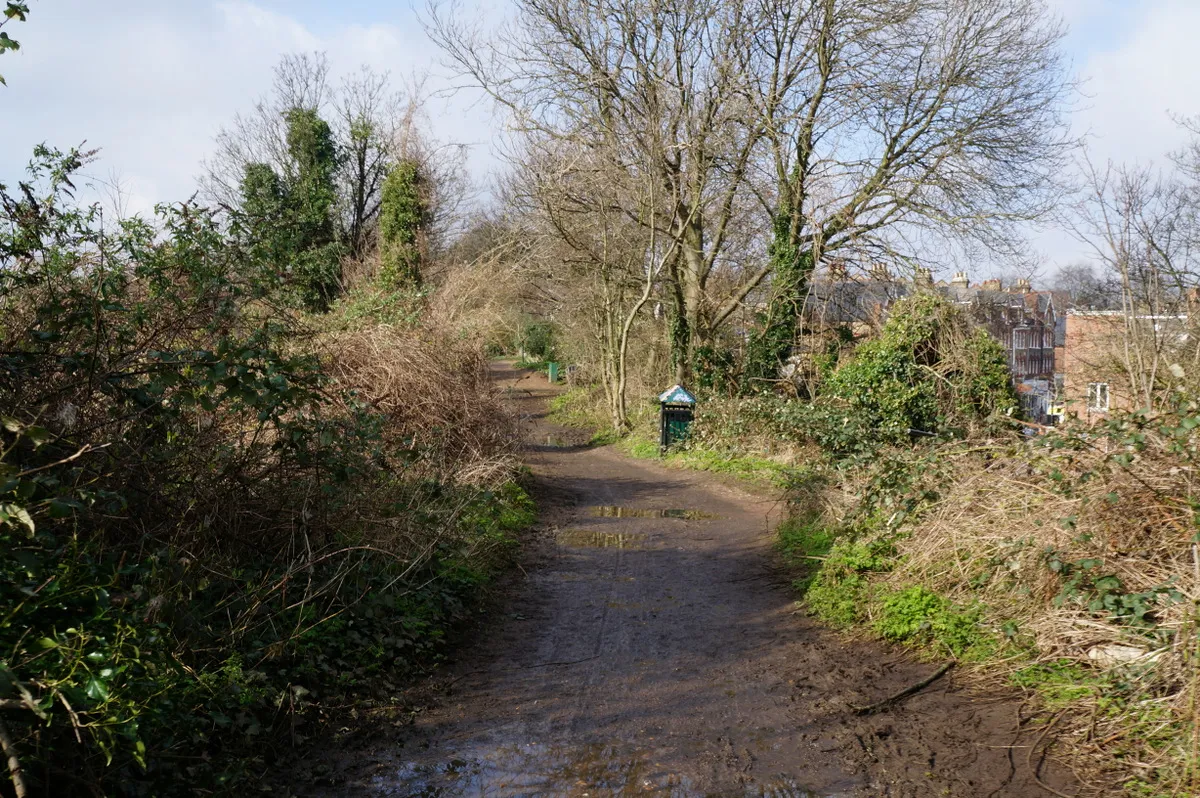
[319,362,1072,797]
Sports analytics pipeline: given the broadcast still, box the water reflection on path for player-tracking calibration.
[378,740,829,797]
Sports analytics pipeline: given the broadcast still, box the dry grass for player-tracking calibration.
[322,324,521,486]
[858,424,1200,796]
[425,253,528,353]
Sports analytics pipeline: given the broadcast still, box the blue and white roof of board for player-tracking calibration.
[658,384,697,405]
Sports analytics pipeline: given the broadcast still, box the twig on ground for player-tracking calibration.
[1025,709,1077,798]
[851,660,955,715]
[0,716,28,798]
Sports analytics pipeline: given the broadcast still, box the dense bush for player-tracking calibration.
[822,292,1017,443]
[0,148,526,795]
[518,319,557,362]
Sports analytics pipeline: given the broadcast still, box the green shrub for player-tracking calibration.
[777,515,836,567]
[519,319,558,362]
[822,293,1018,444]
[874,586,992,658]
[691,344,738,395]
[0,147,531,796]
[804,536,895,627]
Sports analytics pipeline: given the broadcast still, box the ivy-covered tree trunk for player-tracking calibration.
[742,211,815,393]
[284,107,343,311]
[237,107,343,312]
[379,160,427,289]
[666,251,690,386]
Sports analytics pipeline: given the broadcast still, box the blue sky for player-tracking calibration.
[1,0,1198,274]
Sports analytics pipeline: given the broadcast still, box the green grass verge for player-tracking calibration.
[548,386,793,486]
[776,508,1187,796]
[616,431,794,487]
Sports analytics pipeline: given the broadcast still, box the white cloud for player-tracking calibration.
[1074,0,1200,168]
[0,0,495,216]
[1032,0,1200,266]
[7,0,1193,273]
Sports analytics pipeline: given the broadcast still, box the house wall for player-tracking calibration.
[1062,313,1132,420]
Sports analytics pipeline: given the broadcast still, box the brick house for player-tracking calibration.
[1060,311,1189,422]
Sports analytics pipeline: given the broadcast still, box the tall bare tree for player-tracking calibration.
[429,0,1072,385]
[742,0,1074,380]
[427,0,761,382]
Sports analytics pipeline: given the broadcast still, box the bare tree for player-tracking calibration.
[201,52,333,208]
[1070,151,1200,410]
[335,66,411,257]
[427,0,762,383]
[743,0,1073,376]
[429,0,1073,386]
[516,138,684,428]
[1050,261,1121,309]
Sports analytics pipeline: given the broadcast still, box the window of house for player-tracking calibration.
[1087,382,1110,412]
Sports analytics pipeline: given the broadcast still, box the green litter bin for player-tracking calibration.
[658,384,697,451]
[547,362,560,383]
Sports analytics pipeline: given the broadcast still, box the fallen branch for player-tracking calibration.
[1026,709,1077,798]
[851,660,955,716]
[0,716,28,798]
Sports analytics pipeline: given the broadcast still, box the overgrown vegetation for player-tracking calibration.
[0,125,523,796]
[7,0,1198,792]
[782,404,1200,794]
[546,284,1199,794]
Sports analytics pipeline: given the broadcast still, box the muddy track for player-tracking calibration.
[310,364,1074,797]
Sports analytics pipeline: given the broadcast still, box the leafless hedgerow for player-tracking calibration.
[320,324,522,486]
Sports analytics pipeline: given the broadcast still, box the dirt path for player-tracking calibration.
[319,364,1073,797]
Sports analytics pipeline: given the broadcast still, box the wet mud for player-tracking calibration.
[588,506,719,520]
[301,363,1075,797]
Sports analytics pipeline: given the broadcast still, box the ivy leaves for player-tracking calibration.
[0,2,30,86]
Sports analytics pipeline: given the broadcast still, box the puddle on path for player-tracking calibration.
[588,506,718,520]
[377,742,830,797]
[556,529,648,549]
